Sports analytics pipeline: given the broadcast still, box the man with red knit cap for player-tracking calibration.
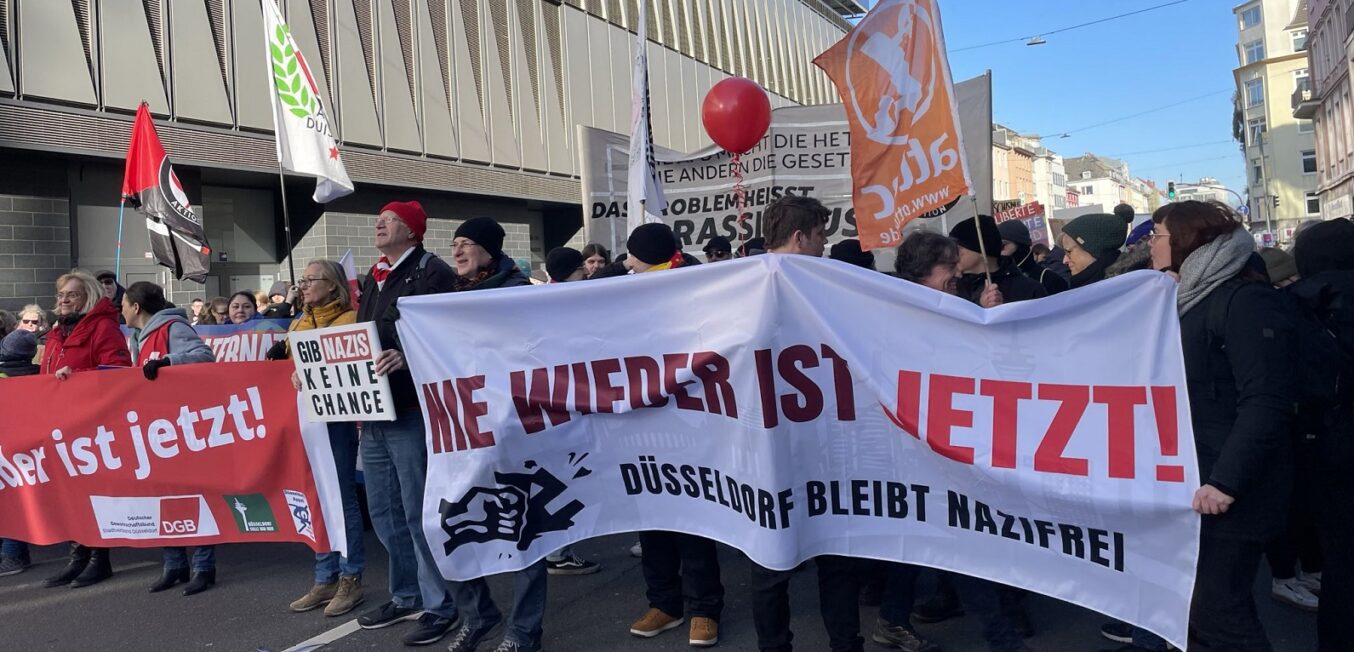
[353,200,462,646]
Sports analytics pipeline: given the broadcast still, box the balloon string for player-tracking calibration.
[733,151,748,253]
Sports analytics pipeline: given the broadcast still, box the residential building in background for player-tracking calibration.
[993,125,1067,208]
[1235,0,1318,244]
[1064,154,1135,211]
[0,0,858,309]
[1300,0,1354,224]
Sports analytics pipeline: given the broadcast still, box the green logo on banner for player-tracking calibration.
[224,494,278,533]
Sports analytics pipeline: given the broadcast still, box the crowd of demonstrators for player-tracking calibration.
[4,197,1352,652]
[122,281,219,596]
[282,260,368,618]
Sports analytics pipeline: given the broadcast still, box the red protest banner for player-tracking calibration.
[0,362,337,552]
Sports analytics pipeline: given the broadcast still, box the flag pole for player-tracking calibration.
[969,194,993,285]
[115,199,126,281]
[276,161,297,283]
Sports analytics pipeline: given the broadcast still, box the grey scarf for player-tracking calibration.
[1176,228,1255,316]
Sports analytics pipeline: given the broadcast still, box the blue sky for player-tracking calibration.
[889,0,1247,194]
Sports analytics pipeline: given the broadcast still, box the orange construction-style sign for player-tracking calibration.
[814,0,972,251]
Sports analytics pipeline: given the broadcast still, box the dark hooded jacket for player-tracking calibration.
[1010,244,1068,295]
[956,258,1048,305]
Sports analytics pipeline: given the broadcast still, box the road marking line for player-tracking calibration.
[280,619,361,652]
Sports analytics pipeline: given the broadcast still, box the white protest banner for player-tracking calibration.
[289,322,394,422]
[399,257,1199,649]
[580,74,991,266]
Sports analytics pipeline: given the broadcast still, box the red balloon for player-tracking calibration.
[702,78,772,154]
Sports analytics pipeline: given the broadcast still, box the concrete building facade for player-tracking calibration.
[1300,0,1354,226]
[0,0,858,308]
[1235,0,1319,243]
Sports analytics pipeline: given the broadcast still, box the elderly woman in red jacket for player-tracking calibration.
[40,269,131,589]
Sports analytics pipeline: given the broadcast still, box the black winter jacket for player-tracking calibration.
[1180,276,1296,541]
[357,245,457,410]
[957,258,1048,305]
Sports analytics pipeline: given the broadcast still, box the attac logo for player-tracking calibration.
[159,497,200,536]
[224,494,278,533]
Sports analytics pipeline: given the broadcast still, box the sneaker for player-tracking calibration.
[1100,622,1134,644]
[491,640,526,652]
[357,601,422,630]
[630,608,684,638]
[0,556,31,577]
[1297,571,1322,595]
[630,541,643,558]
[324,576,365,617]
[1272,578,1319,611]
[689,616,719,647]
[871,618,940,651]
[911,595,963,624]
[403,613,458,646]
[545,553,601,576]
[446,620,505,652]
[290,582,338,612]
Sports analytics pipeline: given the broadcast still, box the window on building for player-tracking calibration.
[1083,185,1094,195]
[1244,40,1264,63]
[1252,158,1263,180]
[1303,150,1317,173]
[1299,118,1314,133]
[1240,5,1261,29]
[1293,29,1308,51]
[1248,117,1267,144]
[1245,78,1264,106]
[1081,171,1091,179]
[1296,68,1310,83]
[1307,192,1321,215]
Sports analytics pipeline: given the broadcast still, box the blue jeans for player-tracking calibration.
[454,560,548,651]
[315,421,365,583]
[361,408,455,618]
[164,546,215,572]
[1,539,28,560]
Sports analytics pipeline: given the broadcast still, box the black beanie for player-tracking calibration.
[949,215,1002,257]
[829,239,876,270]
[454,217,506,260]
[1113,203,1136,224]
[627,223,679,265]
[996,219,1031,247]
[1294,217,1354,277]
[545,247,584,282]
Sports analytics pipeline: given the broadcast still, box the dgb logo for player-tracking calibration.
[159,497,200,536]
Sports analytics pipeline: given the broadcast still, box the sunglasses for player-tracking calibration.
[20,319,40,325]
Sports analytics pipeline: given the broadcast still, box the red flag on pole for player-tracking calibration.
[122,103,212,283]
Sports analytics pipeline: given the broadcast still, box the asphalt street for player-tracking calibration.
[0,534,1317,651]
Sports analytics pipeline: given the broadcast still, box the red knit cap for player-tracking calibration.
[381,200,428,242]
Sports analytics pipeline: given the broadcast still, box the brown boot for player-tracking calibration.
[629,608,683,638]
[323,576,365,617]
[689,617,719,647]
[289,581,337,612]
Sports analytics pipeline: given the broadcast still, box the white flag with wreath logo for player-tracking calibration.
[260,0,354,203]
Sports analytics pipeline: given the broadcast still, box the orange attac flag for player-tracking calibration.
[814,0,972,251]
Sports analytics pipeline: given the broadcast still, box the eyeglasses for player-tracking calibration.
[296,277,326,287]
[1148,232,1170,240]
[55,292,85,301]
[451,239,480,252]
[99,279,115,285]
[20,319,40,325]
[375,215,402,227]
[214,310,229,317]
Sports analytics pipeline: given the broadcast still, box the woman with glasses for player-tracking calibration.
[281,260,369,618]
[17,304,47,335]
[39,269,131,589]
[199,296,230,325]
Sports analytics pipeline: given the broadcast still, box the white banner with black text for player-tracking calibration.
[398,257,1199,649]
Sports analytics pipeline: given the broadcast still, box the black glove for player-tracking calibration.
[265,340,288,361]
[143,357,172,380]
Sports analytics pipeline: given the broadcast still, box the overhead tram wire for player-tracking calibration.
[1106,140,1237,157]
[1055,89,1233,137]
[950,0,1195,52]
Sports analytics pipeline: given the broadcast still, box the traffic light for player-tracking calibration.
[1167,182,1176,200]
[1273,195,1280,208]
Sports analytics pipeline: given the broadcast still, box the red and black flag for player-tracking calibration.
[121,103,211,283]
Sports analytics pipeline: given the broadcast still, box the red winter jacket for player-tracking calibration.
[41,297,131,374]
